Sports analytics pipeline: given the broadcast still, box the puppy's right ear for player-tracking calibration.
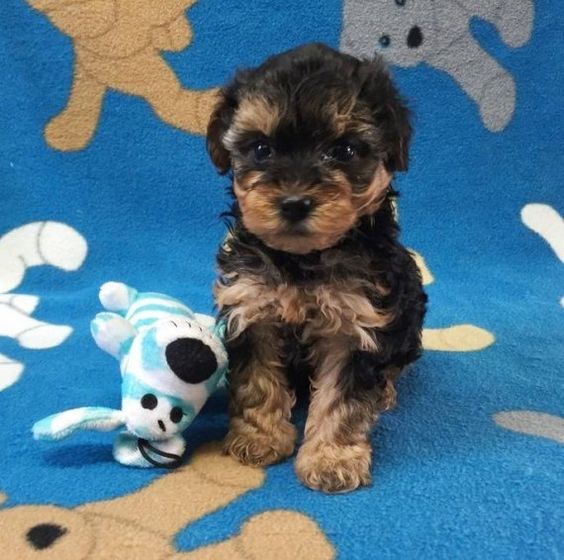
[207,89,235,174]
[207,71,252,174]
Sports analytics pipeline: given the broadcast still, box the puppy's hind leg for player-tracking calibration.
[45,60,106,151]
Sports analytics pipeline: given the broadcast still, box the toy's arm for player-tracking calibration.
[91,312,137,361]
[33,407,126,440]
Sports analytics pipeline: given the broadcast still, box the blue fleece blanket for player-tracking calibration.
[0,0,562,558]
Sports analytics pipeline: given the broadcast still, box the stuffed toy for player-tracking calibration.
[33,282,228,468]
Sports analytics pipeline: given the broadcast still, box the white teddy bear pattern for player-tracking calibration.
[0,222,87,391]
[341,0,534,132]
[521,203,563,306]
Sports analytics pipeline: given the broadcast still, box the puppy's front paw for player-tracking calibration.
[295,441,372,493]
[224,420,296,467]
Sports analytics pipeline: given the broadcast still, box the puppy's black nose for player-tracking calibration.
[279,196,313,223]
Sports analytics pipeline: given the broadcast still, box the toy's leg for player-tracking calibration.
[457,0,534,47]
[113,433,186,468]
[430,34,516,131]
[0,301,72,349]
[0,353,24,392]
[180,510,335,560]
[106,51,218,134]
[91,312,137,360]
[45,61,106,151]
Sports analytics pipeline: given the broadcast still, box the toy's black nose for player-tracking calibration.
[27,524,67,550]
[407,25,423,48]
[279,196,313,223]
[165,338,217,384]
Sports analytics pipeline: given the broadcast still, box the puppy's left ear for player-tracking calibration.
[359,57,412,172]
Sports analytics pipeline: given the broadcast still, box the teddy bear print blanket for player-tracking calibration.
[0,0,562,558]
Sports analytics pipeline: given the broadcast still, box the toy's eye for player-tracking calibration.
[141,393,158,410]
[170,407,183,424]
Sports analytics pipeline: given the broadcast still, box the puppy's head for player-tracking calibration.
[208,43,411,254]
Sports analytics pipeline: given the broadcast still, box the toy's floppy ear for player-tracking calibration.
[91,312,137,360]
[33,407,126,441]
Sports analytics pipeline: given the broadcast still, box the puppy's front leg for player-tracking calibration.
[295,340,396,493]
[224,324,297,467]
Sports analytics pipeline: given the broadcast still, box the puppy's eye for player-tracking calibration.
[252,141,272,162]
[325,142,356,162]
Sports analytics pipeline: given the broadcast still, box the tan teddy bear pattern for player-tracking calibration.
[0,442,335,560]
[27,0,219,151]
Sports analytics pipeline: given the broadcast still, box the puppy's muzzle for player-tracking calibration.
[279,196,314,223]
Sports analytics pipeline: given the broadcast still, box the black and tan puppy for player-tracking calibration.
[207,43,426,493]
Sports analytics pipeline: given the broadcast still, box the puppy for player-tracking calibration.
[207,43,426,493]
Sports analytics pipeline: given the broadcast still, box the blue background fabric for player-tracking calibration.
[0,0,562,558]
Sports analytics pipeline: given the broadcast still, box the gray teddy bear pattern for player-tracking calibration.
[340,0,534,132]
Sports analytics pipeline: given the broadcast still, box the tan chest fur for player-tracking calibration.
[215,275,391,351]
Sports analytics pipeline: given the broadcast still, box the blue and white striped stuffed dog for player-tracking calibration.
[33,282,228,468]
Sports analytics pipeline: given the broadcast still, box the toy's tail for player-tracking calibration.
[99,282,138,314]
[33,407,126,440]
